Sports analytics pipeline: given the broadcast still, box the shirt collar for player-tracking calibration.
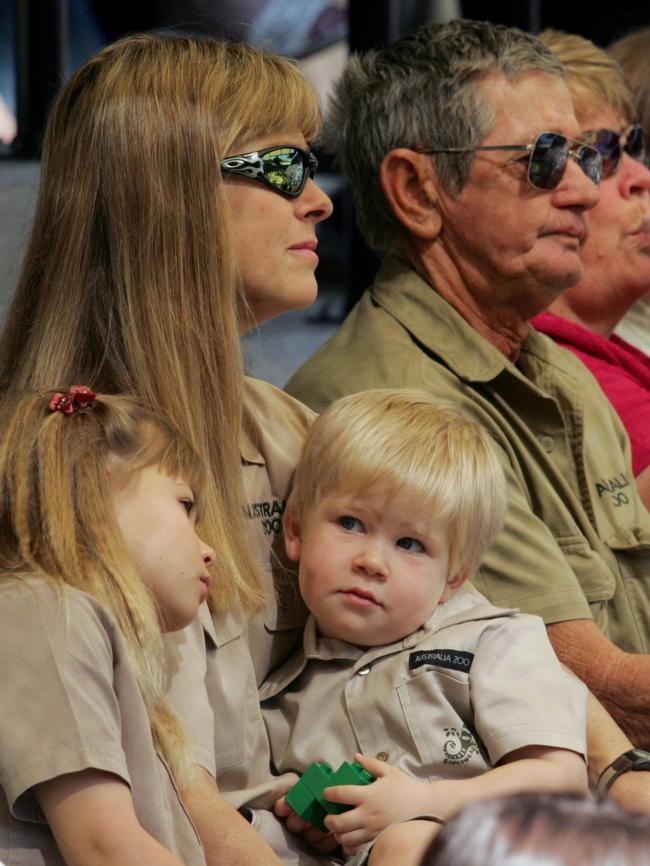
[240,397,266,466]
[300,587,515,668]
[260,589,516,700]
[372,256,554,383]
[304,616,366,662]
[427,584,517,630]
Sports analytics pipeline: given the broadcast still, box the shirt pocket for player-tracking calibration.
[396,670,488,781]
[205,620,261,773]
[601,526,650,653]
[554,534,617,606]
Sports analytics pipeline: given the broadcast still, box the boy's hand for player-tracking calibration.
[322,754,443,854]
[273,796,340,854]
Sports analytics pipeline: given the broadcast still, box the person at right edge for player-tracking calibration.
[285,18,650,816]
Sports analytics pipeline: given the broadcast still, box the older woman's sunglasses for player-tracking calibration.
[586,125,647,179]
[423,131,602,191]
[220,145,318,198]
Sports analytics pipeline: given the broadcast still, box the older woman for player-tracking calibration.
[531,30,650,508]
[610,28,650,354]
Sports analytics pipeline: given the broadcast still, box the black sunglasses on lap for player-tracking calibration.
[422,131,602,191]
[220,145,318,198]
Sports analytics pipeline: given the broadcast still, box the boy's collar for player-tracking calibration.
[259,589,518,703]
[303,586,517,666]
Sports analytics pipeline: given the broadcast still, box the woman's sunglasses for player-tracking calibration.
[220,145,318,198]
[586,125,647,180]
[423,131,602,191]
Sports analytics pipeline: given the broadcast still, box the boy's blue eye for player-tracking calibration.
[396,537,424,553]
[338,515,364,532]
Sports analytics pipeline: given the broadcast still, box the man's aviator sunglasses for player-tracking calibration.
[423,131,602,191]
[220,145,318,198]
[586,125,647,180]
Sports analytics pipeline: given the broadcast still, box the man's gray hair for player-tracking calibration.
[325,19,564,253]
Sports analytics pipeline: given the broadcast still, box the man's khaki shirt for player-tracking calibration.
[165,378,312,808]
[286,257,650,653]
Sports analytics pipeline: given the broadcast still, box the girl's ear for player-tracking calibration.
[440,568,471,603]
[283,507,302,562]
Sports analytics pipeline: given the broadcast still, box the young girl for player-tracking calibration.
[0,386,214,866]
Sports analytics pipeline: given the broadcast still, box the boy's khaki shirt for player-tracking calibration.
[260,587,587,787]
[165,378,313,807]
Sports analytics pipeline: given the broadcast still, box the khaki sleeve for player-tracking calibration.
[164,605,216,775]
[346,815,445,866]
[470,613,588,764]
[473,450,597,625]
[0,582,129,820]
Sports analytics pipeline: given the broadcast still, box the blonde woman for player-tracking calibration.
[0,33,332,866]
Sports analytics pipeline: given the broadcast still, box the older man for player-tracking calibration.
[287,19,650,799]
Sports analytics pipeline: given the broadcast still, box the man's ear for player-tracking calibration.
[379,148,443,241]
[283,507,302,562]
[440,567,471,603]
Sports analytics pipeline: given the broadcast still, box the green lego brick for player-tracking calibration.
[285,778,328,829]
[286,762,335,832]
[301,761,337,795]
[285,760,375,832]
[330,760,375,787]
[321,761,375,818]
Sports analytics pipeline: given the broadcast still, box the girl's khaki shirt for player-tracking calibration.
[0,578,206,866]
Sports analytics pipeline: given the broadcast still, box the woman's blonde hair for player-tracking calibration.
[539,29,634,124]
[287,389,507,578]
[0,33,321,611]
[0,389,207,784]
[609,28,650,145]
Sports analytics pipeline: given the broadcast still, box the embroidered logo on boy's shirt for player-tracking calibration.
[409,649,474,673]
[442,725,480,765]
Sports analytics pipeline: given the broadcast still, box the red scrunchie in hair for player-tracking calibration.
[49,386,97,414]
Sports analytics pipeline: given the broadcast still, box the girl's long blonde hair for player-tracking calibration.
[0,390,206,785]
[0,33,321,611]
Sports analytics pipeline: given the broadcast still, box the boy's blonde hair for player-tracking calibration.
[0,389,206,786]
[288,389,507,578]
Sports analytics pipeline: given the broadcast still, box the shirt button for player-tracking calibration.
[375,751,389,762]
[539,434,554,453]
[357,666,370,676]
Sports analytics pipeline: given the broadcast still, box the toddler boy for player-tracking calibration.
[261,389,587,862]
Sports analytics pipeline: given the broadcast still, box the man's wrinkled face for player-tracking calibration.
[436,71,600,320]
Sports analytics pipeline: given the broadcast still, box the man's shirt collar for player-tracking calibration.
[372,256,555,383]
